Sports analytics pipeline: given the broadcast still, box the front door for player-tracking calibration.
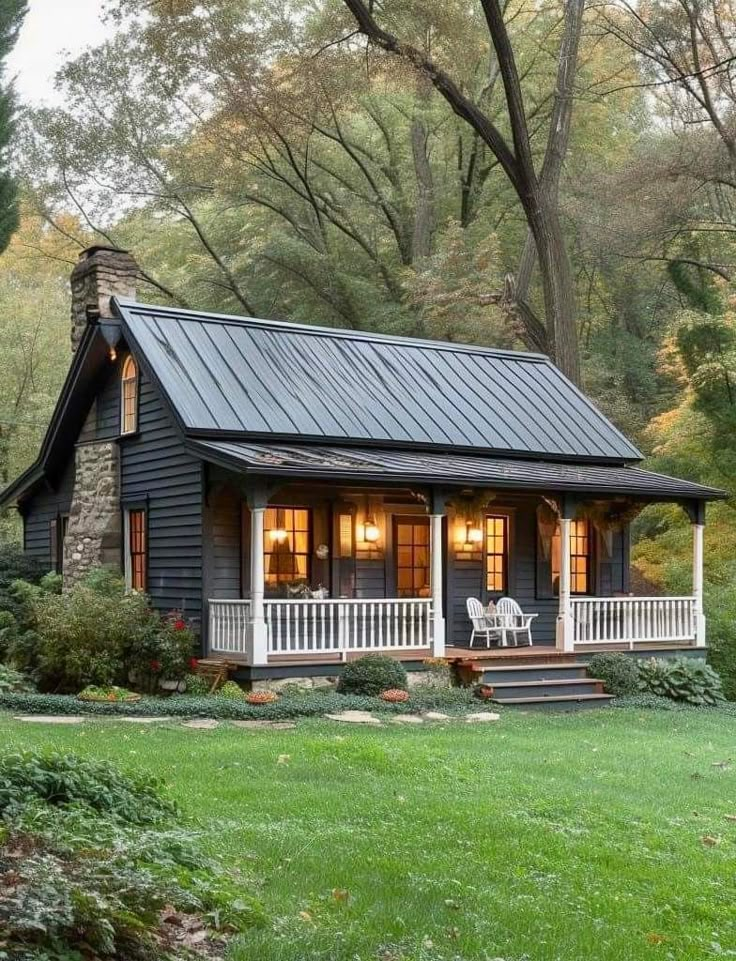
[394,516,431,598]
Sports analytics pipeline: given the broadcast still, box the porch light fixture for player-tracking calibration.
[364,516,380,544]
[465,522,483,546]
[269,527,288,545]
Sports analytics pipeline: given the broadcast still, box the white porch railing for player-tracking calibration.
[571,596,696,648]
[208,597,433,661]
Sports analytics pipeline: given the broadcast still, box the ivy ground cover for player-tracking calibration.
[1,707,734,961]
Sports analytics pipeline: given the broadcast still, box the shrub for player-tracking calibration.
[637,656,725,705]
[705,584,736,699]
[127,610,196,690]
[336,654,408,696]
[0,543,48,614]
[217,680,247,700]
[34,573,158,690]
[588,652,640,696]
[0,751,177,823]
[0,662,35,693]
[184,672,211,696]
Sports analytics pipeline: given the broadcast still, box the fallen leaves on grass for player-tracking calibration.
[701,835,721,846]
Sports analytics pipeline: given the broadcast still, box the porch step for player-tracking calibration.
[492,692,614,710]
[476,662,590,684]
[489,677,605,700]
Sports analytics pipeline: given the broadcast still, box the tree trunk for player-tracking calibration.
[411,77,435,261]
[528,200,580,383]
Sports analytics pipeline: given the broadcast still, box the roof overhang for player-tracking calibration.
[188,440,727,502]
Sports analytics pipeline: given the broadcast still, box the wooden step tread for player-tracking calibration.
[492,693,614,704]
[490,678,602,689]
[467,661,584,673]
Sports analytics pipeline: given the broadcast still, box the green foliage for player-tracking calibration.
[0,661,34,692]
[0,684,477,719]
[33,571,158,690]
[336,654,409,696]
[588,653,640,696]
[78,684,139,702]
[0,0,26,253]
[637,657,725,706]
[0,750,264,959]
[0,750,177,823]
[216,679,247,700]
[705,584,736,700]
[667,260,722,315]
[183,672,211,696]
[126,610,196,690]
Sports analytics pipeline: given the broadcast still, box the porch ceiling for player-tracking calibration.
[189,440,726,501]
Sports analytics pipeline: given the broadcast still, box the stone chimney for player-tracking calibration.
[70,245,138,352]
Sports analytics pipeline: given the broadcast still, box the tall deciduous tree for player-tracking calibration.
[0,0,26,252]
[339,0,585,383]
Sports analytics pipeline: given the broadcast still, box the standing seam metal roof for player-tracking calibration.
[115,298,643,462]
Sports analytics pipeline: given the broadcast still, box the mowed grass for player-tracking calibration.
[1,708,735,961]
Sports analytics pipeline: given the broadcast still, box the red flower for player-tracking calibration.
[173,619,187,631]
[150,659,162,672]
[189,657,199,670]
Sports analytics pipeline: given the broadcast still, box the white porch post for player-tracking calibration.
[555,500,575,653]
[430,489,446,657]
[692,501,706,648]
[247,487,269,666]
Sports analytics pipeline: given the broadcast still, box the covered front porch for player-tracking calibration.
[198,446,712,668]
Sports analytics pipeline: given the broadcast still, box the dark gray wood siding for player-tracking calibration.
[22,457,75,568]
[119,367,203,625]
[203,486,241,601]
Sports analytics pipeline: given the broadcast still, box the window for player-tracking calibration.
[264,507,311,586]
[394,517,430,597]
[551,519,591,594]
[121,355,138,435]
[125,508,147,591]
[485,514,508,593]
[49,514,69,574]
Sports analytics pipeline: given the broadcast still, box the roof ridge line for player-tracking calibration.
[113,297,550,363]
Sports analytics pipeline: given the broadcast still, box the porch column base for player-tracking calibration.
[556,613,575,653]
[694,611,707,648]
[432,614,446,658]
[249,619,269,666]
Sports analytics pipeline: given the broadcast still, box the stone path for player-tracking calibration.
[10,710,500,728]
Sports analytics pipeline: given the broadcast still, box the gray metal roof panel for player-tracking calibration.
[188,440,725,500]
[115,298,643,462]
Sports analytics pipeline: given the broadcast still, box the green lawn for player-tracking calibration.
[1,708,735,961]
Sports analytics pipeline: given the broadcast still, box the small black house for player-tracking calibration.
[0,247,724,679]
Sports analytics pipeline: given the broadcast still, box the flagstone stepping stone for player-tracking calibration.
[465,712,501,723]
[390,714,424,724]
[119,717,171,724]
[423,712,451,721]
[231,720,297,730]
[182,718,220,729]
[14,715,85,724]
[325,710,381,725]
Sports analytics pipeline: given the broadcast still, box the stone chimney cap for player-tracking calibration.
[78,244,132,260]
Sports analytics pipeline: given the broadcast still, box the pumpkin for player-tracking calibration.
[380,688,410,703]
[246,690,279,705]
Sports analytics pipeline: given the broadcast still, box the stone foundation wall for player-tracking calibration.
[64,442,122,585]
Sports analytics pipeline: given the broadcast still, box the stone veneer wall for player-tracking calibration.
[70,247,138,353]
[63,442,122,585]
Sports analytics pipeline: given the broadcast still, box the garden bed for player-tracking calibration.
[0,686,479,721]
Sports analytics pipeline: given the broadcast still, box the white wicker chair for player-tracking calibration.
[494,597,537,647]
[466,597,499,648]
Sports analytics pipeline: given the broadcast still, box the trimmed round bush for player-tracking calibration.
[216,680,247,700]
[337,654,408,696]
[588,652,639,696]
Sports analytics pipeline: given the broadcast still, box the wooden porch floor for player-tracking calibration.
[209,640,697,668]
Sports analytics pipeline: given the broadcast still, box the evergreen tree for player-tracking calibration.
[0,0,26,253]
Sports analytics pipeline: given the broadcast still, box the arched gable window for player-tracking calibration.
[121,355,139,435]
